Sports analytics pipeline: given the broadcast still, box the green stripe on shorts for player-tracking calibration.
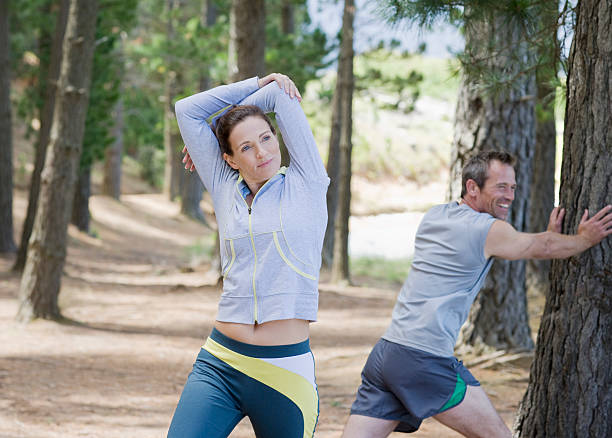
[440,373,466,412]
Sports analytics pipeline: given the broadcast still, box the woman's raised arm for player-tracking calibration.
[174,77,259,193]
[240,75,329,185]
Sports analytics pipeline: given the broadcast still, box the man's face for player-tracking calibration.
[474,160,516,220]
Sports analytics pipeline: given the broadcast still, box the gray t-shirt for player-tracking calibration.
[382,202,496,357]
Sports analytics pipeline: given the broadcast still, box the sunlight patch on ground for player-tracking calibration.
[63,268,213,287]
[89,195,197,246]
[120,194,181,219]
[349,211,425,259]
[65,259,156,273]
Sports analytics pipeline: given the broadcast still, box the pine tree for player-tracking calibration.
[17,0,99,322]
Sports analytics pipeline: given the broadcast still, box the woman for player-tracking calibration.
[168,73,329,438]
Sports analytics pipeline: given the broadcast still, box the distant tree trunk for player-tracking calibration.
[330,0,355,285]
[103,95,123,199]
[228,0,265,81]
[322,83,342,268]
[71,166,91,232]
[451,12,536,353]
[181,174,206,223]
[16,0,98,322]
[514,1,612,435]
[14,0,70,270]
[281,0,294,34]
[199,0,217,92]
[526,1,558,298]
[163,0,181,200]
[180,0,217,224]
[0,0,16,253]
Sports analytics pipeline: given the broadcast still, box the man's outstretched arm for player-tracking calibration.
[484,205,612,260]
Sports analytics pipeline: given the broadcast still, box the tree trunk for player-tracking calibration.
[200,0,217,37]
[16,0,98,322]
[451,13,536,353]
[102,32,125,201]
[14,0,70,270]
[162,0,181,201]
[102,95,123,199]
[514,1,612,436]
[169,129,183,199]
[322,89,342,268]
[179,0,217,224]
[228,0,265,81]
[181,173,207,224]
[199,0,217,94]
[330,0,355,285]
[526,1,559,298]
[71,166,91,233]
[0,0,16,253]
[281,0,294,34]
[162,0,182,201]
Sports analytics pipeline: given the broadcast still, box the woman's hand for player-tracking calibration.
[182,146,195,172]
[258,73,302,102]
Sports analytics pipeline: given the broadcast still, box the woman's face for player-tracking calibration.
[223,116,281,188]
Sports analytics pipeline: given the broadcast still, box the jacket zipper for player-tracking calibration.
[247,206,258,322]
[235,176,276,323]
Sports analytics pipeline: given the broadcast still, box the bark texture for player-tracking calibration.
[527,1,559,298]
[14,0,70,269]
[451,13,536,352]
[17,0,98,322]
[228,0,265,81]
[0,0,16,253]
[330,0,355,284]
[514,0,612,436]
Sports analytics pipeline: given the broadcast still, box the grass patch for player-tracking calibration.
[350,255,412,286]
[354,51,460,102]
[303,51,458,183]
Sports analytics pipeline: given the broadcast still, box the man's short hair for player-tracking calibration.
[461,150,516,197]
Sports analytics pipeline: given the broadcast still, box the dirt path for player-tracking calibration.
[0,192,532,438]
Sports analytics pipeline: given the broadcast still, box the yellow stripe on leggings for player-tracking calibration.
[204,338,318,438]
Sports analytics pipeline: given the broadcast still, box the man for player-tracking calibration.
[341,151,612,438]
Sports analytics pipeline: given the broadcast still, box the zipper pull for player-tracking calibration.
[248,207,252,214]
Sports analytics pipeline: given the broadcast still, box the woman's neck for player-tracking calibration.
[246,180,265,196]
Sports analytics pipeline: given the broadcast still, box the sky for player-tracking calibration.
[307,0,465,58]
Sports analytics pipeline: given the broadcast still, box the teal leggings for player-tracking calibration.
[167,329,319,438]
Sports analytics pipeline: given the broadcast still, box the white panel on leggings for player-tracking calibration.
[261,352,316,389]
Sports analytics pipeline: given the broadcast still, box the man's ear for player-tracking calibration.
[465,179,480,196]
[223,152,239,170]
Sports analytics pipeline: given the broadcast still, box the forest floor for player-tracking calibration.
[0,186,543,438]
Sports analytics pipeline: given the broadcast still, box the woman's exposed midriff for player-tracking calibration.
[214,318,310,346]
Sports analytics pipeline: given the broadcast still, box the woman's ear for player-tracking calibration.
[223,152,239,170]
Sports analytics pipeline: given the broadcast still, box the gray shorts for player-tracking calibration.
[350,338,479,433]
